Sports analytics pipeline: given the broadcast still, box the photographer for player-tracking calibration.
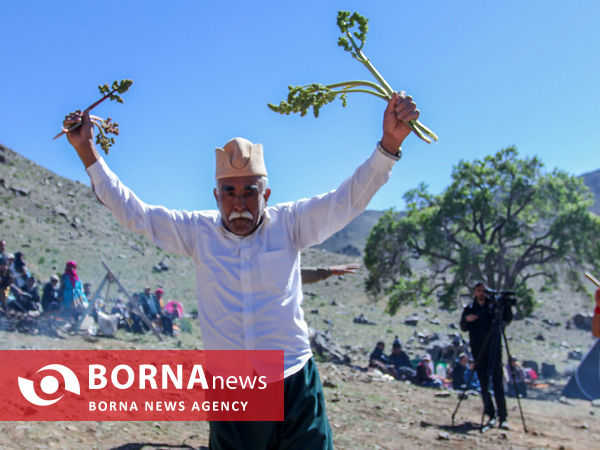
[460,282,513,430]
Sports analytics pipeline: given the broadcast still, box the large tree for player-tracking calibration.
[364,147,600,316]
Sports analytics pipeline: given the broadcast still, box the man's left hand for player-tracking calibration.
[329,263,360,276]
[380,91,420,154]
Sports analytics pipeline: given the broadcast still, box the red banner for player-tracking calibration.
[0,350,283,421]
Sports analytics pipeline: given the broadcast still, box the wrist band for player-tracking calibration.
[377,141,402,161]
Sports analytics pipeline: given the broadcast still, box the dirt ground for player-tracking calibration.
[0,359,598,449]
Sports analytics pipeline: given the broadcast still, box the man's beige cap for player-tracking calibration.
[215,137,268,180]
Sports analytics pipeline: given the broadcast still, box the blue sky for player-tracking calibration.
[1,1,599,211]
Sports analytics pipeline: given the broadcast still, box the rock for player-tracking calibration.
[448,323,458,329]
[153,260,169,272]
[353,314,376,325]
[428,318,441,325]
[542,362,558,378]
[53,206,70,220]
[310,309,319,314]
[322,378,337,388]
[591,399,600,407]
[404,318,419,327]
[437,432,450,440]
[309,329,351,365]
[572,313,593,331]
[535,334,545,341]
[558,396,574,406]
[580,422,590,430]
[339,244,361,257]
[561,341,570,348]
[568,350,583,361]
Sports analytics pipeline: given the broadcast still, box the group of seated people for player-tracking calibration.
[0,243,62,314]
[368,338,536,396]
[368,337,444,388]
[450,353,537,397]
[0,239,183,336]
[120,287,184,336]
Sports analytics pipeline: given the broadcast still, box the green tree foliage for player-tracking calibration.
[364,147,600,316]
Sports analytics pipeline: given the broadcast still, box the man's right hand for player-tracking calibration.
[465,314,479,322]
[63,110,100,168]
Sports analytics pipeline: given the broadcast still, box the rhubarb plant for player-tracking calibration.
[268,11,437,143]
[55,79,133,153]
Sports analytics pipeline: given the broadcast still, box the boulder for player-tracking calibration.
[405,314,424,327]
[572,313,593,331]
[309,329,351,365]
[541,362,558,378]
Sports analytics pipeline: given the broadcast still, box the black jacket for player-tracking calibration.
[369,346,391,365]
[460,298,513,361]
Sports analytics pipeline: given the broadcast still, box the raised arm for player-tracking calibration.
[64,111,199,258]
[291,93,420,249]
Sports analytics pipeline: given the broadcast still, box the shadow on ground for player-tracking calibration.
[110,444,208,450]
[420,420,483,435]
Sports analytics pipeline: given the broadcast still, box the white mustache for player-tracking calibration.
[229,210,253,221]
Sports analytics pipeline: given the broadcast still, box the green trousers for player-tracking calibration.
[209,357,333,449]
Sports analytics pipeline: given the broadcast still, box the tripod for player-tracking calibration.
[451,301,527,433]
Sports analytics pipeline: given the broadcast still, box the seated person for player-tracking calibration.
[110,297,132,331]
[42,275,61,312]
[463,358,481,391]
[389,339,416,381]
[452,353,469,390]
[505,356,528,398]
[368,341,396,376]
[10,252,30,289]
[415,354,443,388]
[20,276,41,311]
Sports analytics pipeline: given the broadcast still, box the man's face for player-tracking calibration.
[0,240,5,253]
[474,285,486,304]
[214,175,271,237]
[460,356,468,367]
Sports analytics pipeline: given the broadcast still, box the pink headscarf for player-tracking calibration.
[65,261,79,287]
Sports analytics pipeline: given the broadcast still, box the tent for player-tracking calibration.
[562,339,600,400]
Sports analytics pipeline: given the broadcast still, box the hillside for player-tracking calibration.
[581,168,600,215]
[1,142,600,448]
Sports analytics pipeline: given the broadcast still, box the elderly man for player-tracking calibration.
[64,92,419,449]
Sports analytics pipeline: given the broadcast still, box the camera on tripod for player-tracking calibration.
[484,288,517,309]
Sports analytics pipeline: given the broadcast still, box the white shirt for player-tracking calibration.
[87,146,397,377]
